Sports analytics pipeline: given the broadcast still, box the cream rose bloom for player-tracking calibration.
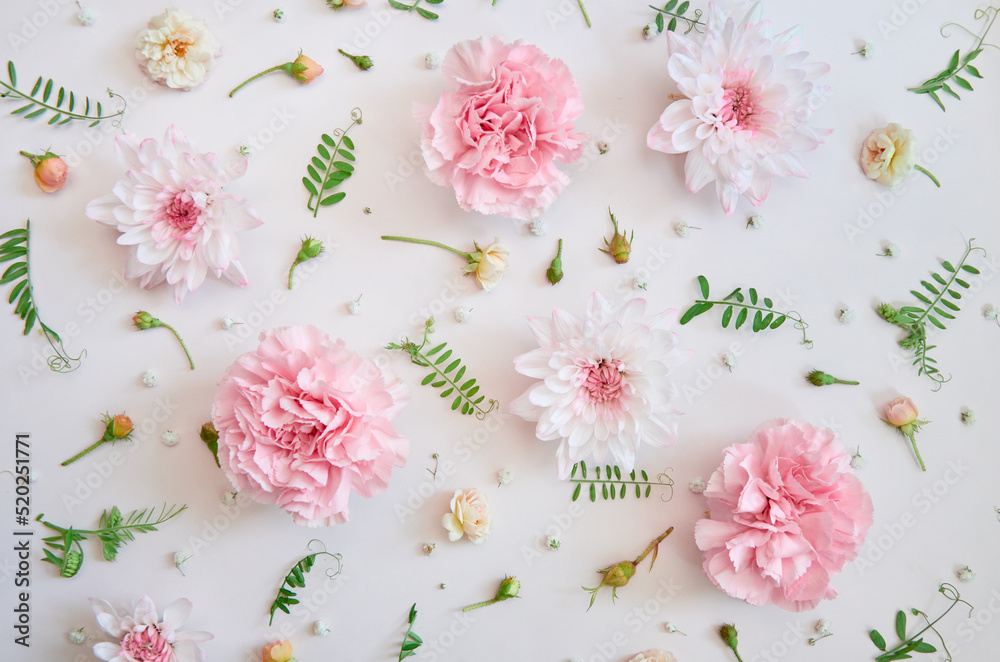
[135,9,221,91]
[860,123,916,187]
[627,650,678,662]
[467,239,509,292]
[442,488,492,544]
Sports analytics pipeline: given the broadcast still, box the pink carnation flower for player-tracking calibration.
[212,326,409,527]
[416,36,586,220]
[87,126,262,303]
[91,596,212,662]
[695,419,873,611]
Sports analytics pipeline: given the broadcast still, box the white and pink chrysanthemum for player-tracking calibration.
[647,3,830,216]
[510,292,691,478]
[87,126,262,303]
[91,596,212,662]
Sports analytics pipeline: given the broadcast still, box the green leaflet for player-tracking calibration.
[389,0,443,20]
[679,275,811,346]
[870,583,971,662]
[398,603,423,660]
[649,1,704,34]
[2,61,125,126]
[1,221,84,372]
[568,463,674,503]
[304,108,362,217]
[268,543,342,625]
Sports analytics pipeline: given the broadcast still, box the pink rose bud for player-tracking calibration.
[20,150,67,193]
[883,396,919,428]
[292,54,324,84]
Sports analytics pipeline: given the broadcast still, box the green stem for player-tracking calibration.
[649,5,705,27]
[833,378,860,385]
[913,240,983,327]
[288,261,299,290]
[159,322,195,370]
[462,598,497,612]
[633,526,673,566]
[380,236,471,260]
[914,165,941,187]
[60,437,108,466]
[410,347,496,418]
[908,433,927,472]
[0,81,125,123]
[877,598,963,660]
[228,64,286,98]
[310,114,361,217]
[577,0,591,27]
[570,478,664,486]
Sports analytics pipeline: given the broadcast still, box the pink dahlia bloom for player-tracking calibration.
[695,419,874,611]
[417,36,586,220]
[212,326,409,527]
[87,126,262,303]
[647,3,830,216]
[91,596,212,662]
[510,292,691,478]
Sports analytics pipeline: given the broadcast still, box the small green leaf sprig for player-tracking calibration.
[909,6,998,110]
[388,0,443,20]
[869,583,973,661]
[583,526,673,610]
[876,239,986,390]
[37,504,186,578]
[649,1,704,34]
[268,540,343,625]
[398,604,423,660]
[568,461,674,503]
[303,107,361,217]
[386,317,499,419]
[1,221,84,373]
[2,61,125,126]
[680,275,812,346]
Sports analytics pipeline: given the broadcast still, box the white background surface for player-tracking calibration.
[1,0,999,660]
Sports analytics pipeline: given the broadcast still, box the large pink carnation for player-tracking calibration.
[417,36,586,220]
[212,326,409,527]
[695,419,873,611]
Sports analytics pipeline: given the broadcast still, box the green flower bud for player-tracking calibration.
[132,311,159,330]
[600,561,636,587]
[876,302,899,322]
[496,575,520,601]
[600,209,633,264]
[339,49,374,71]
[547,239,564,285]
[807,370,859,387]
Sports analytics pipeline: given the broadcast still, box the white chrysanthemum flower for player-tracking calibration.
[511,292,691,478]
[647,3,830,216]
[134,9,221,90]
[86,127,262,303]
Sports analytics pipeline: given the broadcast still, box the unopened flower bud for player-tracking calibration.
[600,209,633,264]
[547,239,564,285]
[132,311,158,330]
[21,150,68,193]
[719,623,742,657]
[496,575,521,600]
[338,49,373,71]
[108,414,133,440]
[807,370,860,386]
[291,54,323,83]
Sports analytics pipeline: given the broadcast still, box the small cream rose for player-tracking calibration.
[627,650,678,662]
[860,123,916,187]
[134,9,221,91]
[442,488,492,544]
[467,239,509,292]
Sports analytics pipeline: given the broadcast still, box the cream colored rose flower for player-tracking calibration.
[467,239,509,292]
[627,650,678,662]
[135,9,221,91]
[442,488,492,544]
[860,123,916,187]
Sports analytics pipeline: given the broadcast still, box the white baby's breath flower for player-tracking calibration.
[142,370,158,388]
[162,431,180,447]
[879,242,900,258]
[529,219,547,236]
[839,308,856,324]
[546,535,561,550]
[642,22,658,40]
[850,450,866,470]
[272,8,285,22]
[961,410,977,425]
[454,306,471,323]
[173,551,190,574]
[347,295,362,315]
[313,621,330,637]
[76,2,96,26]
[237,143,253,157]
[632,274,648,290]
[422,543,436,556]
[425,52,442,69]
[222,491,238,505]
[957,566,974,582]
[596,140,610,154]
[69,628,87,644]
[27,471,38,483]
[815,619,832,635]
[673,221,698,237]
[134,9,221,90]
[221,315,238,330]
[746,214,763,229]
[983,303,998,321]
[688,477,706,493]
[663,621,686,635]
[854,42,874,58]
[497,469,513,486]
[721,352,738,371]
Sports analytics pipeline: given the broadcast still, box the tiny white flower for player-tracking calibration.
[983,303,999,321]
[237,143,253,157]
[142,369,158,388]
[688,477,706,493]
[815,619,832,636]
[631,274,648,291]
[839,308,856,324]
[546,535,561,550]
[850,450,866,470]
[221,315,237,330]
[642,22,658,40]
[957,566,974,582]
[173,551,190,575]
[673,221,696,237]
[529,219,547,236]
[272,8,285,22]
[347,295,362,315]
[454,306,471,323]
[663,621,686,635]
[363,207,372,214]
[69,628,87,644]
[313,620,330,637]
[161,431,180,447]
[422,543,436,556]
[721,352,738,371]
[746,214,763,229]
[425,52,442,69]
[76,2,95,26]
[596,140,610,155]
[222,491,238,505]
[854,42,874,58]
[961,410,977,425]
[497,469,513,486]
[879,243,900,258]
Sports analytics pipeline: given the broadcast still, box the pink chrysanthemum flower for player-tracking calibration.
[647,3,830,216]
[91,596,212,662]
[87,126,262,303]
[510,292,691,478]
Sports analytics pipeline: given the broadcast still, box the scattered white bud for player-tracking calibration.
[142,370,158,388]
[688,477,706,493]
[76,2,95,26]
[272,8,285,22]
[642,22,658,40]
[347,295,363,315]
[983,303,998,321]
[237,143,253,157]
[546,535,561,550]
[855,42,874,58]
[221,315,237,329]
[425,52,442,69]
[161,431,180,447]
[454,306,471,323]
[746,214,763,229]
[497,469,513,486]
[815,619,832,636]
[850,451,866,470]
[673,221,697,237]
[422,543,436,556]
[839,308,856,324]
[173,551,190,575]
[957,566,974,582]
[632,274,648,291]
[69,628,87,644]
[222,491,238,505]
[961,410,977,426]
[439,583,447,590]
[313,621,330,637]
[596,140,610,155]
[663,622,686,635]
[363,207,372,214]
[879,243,900,258]
[529,219,547,236]
[721,352,738,371]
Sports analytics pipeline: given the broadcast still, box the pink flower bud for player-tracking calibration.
[293,54,324,84]
[883,396,919,428]
[21,151,67,193]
